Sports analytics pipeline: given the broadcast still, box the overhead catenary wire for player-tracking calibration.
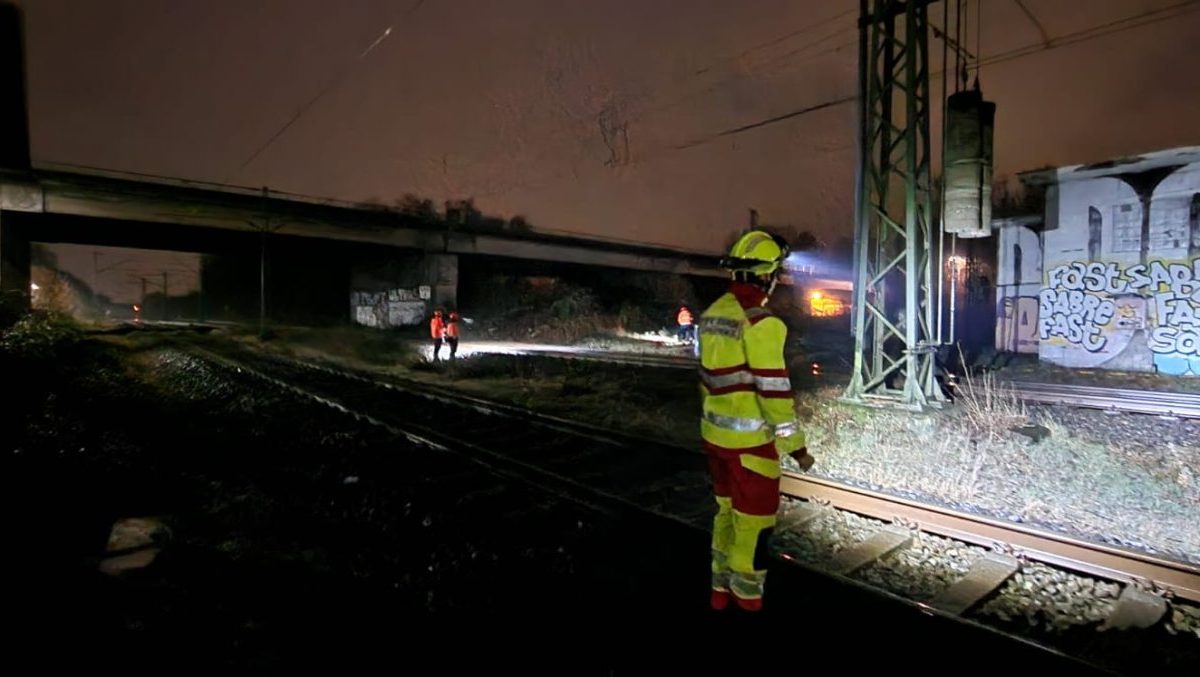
[225,25,394,182]
[958,0,966,91]
[478,0,1192,202]
[630,17,859,125]
[675,0,1198,152]
[220,0,1195,205]
[1012,0,1051,48]
[976,0,983,83]
[693,6,857,76]
[972,0,1200,70]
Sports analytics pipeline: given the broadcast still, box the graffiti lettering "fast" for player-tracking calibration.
[1047,260,1200,300]
[1149,291,1200,357]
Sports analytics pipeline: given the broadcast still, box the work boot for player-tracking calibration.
[733,595,763,612]
[792,450,815,471]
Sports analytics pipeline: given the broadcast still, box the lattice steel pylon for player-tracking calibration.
[843,0,946,409]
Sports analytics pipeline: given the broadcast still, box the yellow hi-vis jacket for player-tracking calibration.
[698,288,804,454]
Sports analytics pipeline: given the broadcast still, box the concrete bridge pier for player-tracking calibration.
[0,212,31,308]
[1,1,31,311]
[422,253,458,312]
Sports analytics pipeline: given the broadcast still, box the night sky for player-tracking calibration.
[21,0,1200,255]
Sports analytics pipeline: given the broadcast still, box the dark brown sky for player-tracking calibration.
[22,0,1200,254]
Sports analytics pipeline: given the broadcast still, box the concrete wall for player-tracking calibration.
[1029,162,1200,375]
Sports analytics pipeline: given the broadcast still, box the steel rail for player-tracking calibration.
[781,473,1200,602]
[1006,380,1200,418]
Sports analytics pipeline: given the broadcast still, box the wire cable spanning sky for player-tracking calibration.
[226,25,394,181]
[23,0,1200,252]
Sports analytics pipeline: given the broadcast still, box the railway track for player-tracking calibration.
[190,346,717,528]
[1007,381,1200,419]
[190,346,1196,663]
[781,474,1200,625]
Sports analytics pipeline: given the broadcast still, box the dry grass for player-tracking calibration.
[957,368,1027,437]
[799,376,1200,563]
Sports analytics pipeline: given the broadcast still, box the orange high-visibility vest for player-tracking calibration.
[678,307,694,325]
[430,315,445,338]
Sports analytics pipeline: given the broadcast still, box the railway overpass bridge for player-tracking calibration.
[0,165,848,326]
[0,164,734,320]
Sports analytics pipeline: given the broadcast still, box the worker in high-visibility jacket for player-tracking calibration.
[677,305,695,344]
[430,308,446,361]
[445,310,461,359]
[698,229,815,612]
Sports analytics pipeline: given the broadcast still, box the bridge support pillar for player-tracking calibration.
[0,213,31,311]
[2,1,32,314]
[422,253,457,312]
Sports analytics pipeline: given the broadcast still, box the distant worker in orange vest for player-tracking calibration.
[446,311,461,359]
[430,308,446,361]
[677,305,695,344]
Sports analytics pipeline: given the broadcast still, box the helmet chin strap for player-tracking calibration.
[730,263,782,300]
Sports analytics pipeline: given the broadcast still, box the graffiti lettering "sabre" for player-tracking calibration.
[1038,288,1114,351]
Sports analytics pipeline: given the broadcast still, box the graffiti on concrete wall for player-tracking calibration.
[995,217,1044,354]
[351,288,427,328]
[1038,286,1115,352]
[1040,260,1200,374]
[995,154,1200,373]
[1145,262,1200,375]
[996,295,1040,353]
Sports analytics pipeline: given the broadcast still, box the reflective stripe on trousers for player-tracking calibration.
[773,421,799,437]
[699,369,754,390]
[703,371,792,394]
[730,571,766,600]
[753,375,792,392]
